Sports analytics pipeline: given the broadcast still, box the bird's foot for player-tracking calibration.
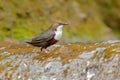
[38,48,50,54]
[43,49,50,53]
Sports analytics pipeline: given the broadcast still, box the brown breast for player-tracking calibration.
[49,39,58,45]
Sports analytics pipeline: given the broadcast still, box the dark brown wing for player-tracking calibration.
[30,30,55,47]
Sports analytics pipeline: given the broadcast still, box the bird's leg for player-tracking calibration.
[46,48,50,52]
[41,47,43,52]
[39,47,50,53]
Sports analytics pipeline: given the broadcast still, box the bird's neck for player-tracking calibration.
[56,25,63,31]
[54,25,63,40]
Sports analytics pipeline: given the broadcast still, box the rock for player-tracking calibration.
[0,41,120,80]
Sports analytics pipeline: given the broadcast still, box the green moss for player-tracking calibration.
[11,25,33,40]
[112,28,120,38]
[96,0,120,39]
[0,0,116,41]
[12,29,32,40]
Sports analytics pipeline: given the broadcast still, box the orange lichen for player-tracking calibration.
[0,65,5,73]
[0,41,120,79]
[1,41,120,63]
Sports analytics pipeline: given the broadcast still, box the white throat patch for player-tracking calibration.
[54,25,63,40]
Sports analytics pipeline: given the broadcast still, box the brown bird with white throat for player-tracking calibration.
[25,21,68,51]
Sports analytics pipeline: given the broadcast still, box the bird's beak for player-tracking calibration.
[62,22,69,25]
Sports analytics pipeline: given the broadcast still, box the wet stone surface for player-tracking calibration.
[0,40,120,80]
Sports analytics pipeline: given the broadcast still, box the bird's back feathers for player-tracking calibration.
[25,30,55,48]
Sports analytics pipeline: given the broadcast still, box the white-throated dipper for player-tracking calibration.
[25,21,68,51]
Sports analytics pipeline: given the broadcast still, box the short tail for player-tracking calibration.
[19,40,32,44]
[24,40,32,43]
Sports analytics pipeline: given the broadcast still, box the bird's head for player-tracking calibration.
[49,21,68,31]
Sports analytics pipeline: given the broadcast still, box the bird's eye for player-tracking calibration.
[59,23,62,25]
[55,28,57,31]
